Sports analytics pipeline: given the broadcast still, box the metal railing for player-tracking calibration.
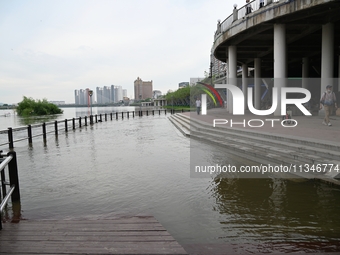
[0,109,186,149]
[0,150,20,230]
[215,0,282,41]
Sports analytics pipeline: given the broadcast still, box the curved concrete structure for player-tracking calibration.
[212,0,340,114]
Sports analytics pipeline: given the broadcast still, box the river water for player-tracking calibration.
[1,107,340,254]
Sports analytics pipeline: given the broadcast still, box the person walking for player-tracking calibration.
[246,0,252,15]
[320,85,337,126]
[196,98,201,115]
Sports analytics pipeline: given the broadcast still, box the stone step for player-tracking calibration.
[175,113,340,161]
[168,115,190,137]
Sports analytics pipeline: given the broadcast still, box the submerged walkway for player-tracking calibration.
[0,216,187,254]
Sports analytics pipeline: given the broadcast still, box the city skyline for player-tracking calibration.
[0,0,245,104]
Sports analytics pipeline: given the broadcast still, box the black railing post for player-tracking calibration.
[90,115,93,125]
[7,151,20,203]
[42,123,47,140]
[79,117,82,128]
[8,128,13,149]
[28,125,33,144]
[85,116,88,126]
[54,121,58,136]
[72,118,75,130]
[65,119,68,132]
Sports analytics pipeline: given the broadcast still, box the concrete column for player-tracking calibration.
[302,57,309,89]
[274,24,287,116]
[242,64,248,110]
[228,45,237,113]
[321,22,334,93]
[254,58,261,110]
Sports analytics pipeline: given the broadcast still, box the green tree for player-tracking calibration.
[16,97,63,117]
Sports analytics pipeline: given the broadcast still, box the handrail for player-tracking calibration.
[0,151,20,230]
[215,0,281,42]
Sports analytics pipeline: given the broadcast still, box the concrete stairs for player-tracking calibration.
[168,113,340,185]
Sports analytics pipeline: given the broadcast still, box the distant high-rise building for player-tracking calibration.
[74,88,92,106]
[123,89,127,98]
[74,90,80,105]
[103,86,110,104]
[114,86,123,102]
[134,77,153,100]
[96,87,103,104]
[110,85,115,103]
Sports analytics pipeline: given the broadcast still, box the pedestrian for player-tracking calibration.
[320,85,337,126]
[246,0,252,15]
[259,0,265,8]
[196,98,201,115]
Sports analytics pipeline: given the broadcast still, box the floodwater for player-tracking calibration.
[1,107,340,254]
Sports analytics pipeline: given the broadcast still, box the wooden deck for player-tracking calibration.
[0,216,188,254]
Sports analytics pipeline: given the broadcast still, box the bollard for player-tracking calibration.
[79,117,82,128]
[72,118,75,130]
[95,115,98,123]
[105,113,107,121]
[116,112,118,120]
[127,112,129,118]
[110,113,113,120]
[42,123,47,140]
[146,110,149,116]
[7,151,21,202]
[133,111,135,118]
[121,112,124,119]
[90,115,93,125]
[28,125,33,144]
[85,116,88,126]
[159,110,161,115]
[152,110,154,116]
[165,110,167,115]
[8,128,14,149]
[65,119,68,132]
[99,114,102,122]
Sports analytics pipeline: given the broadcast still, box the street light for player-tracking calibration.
[139,94,142,116]
[89,90,93,116]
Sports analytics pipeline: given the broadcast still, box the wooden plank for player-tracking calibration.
[0,217,188,254]
[0,234,176,242]
[0,241,187,254]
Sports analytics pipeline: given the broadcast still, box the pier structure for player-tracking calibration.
[212,0,340,115]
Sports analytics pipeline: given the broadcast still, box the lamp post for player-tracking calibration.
[171,95,174,114]
[139,94,142,116]
[89,90,93,115]
[89,90,93,124]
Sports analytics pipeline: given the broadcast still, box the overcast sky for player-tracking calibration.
[0,0,247,104]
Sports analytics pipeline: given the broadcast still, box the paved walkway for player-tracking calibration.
[182,108,340,145]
